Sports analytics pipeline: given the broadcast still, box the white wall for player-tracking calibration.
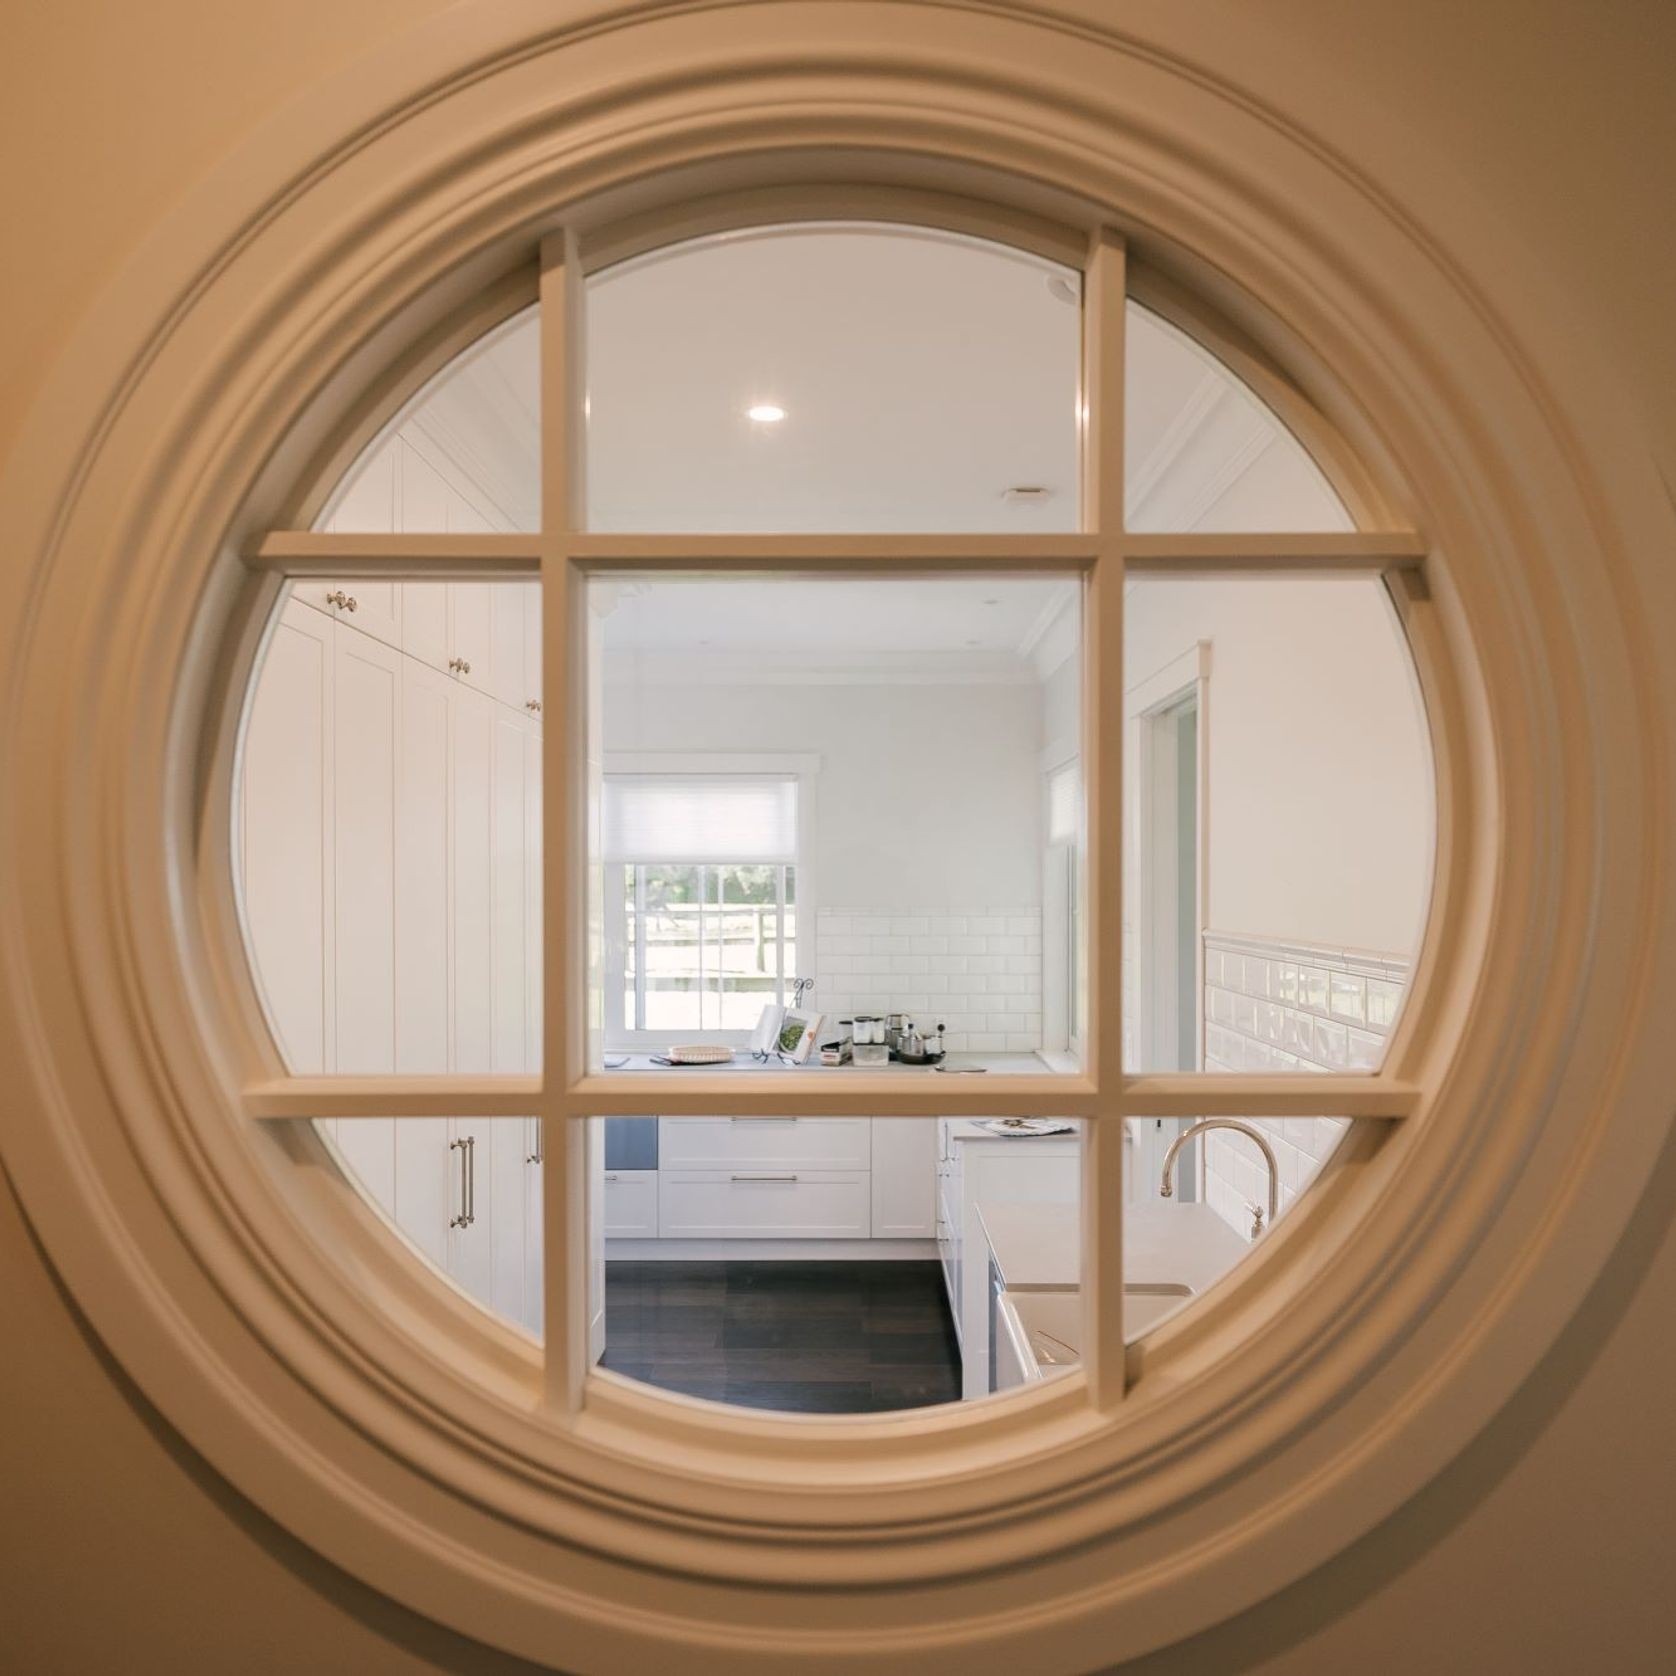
[602,675,1045,913]
[1126,575,1431,957]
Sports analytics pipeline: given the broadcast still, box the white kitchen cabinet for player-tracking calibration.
[241,589,544,1335]
[658,1172,871,1239]
[521,582,543,716]
[939,1122,1080,1398]
[870,1119,937,1238]
[240,598,334,1076]
[657,1117,870,1173]
[603,1170,659,1236]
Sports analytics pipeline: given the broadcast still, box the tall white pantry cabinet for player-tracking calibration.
[240,430,545,1335]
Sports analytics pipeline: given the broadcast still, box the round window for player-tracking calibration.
[2,8,1663,1669]
[237,221,1433,1420]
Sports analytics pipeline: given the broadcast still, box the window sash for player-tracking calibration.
[243,221,1428,1425]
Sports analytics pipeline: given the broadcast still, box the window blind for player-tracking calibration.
[1047,762,1080,846]
[603,775,797,863]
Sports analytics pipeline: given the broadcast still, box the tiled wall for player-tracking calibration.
[1199,932,1409,1238]
[814,907,1043,1053]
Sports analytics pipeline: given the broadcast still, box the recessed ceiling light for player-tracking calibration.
[746,403,786,423]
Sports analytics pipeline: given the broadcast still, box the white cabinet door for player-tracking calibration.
[602,1170,658,1236]
[490,706,530,1076]
[331,623,400,1073]
[487,583,528,709]
[521,582,543,717]
[447,1122,495,1301]
[326,621,402,1228]
[447,582,493,692]
[450,682,495,1075]
[870,1119,937,1238]
[657,1117,871,1172]
[396,658,452,1075]
[658,1172,870,1239]
[485,1116,530,1328]
[393,1118,451,1271]
[400,581,450,673]
[241,597,334,1075]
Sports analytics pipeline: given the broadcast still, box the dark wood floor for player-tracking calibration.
[600,1260,962,1413]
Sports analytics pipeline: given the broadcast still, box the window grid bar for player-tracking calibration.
[238,1074,1415,1123]
[561,533,1098,569]
[1081,225,1128,1409]
[1121,531,1425,576]
[243,1077,541,1118]
[539,227,591,1412]
[248,531,541,575]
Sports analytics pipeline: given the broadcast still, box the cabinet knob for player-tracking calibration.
[525,698,542,713]
[448,656,471,675]
[325,589,357,612]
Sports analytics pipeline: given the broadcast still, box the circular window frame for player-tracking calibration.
[1,5,1668,1669]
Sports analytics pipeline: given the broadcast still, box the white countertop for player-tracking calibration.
[600,1052,1051,1077]
[978,1199,1249,1294]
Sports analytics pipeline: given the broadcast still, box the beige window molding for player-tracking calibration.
[0,4,1669,1671]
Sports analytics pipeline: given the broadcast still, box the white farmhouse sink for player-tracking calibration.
[996,1282,1197,1385]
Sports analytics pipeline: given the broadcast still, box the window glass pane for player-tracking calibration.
[309,1115,543,1340]
[586,226,1081,532]
[593,571,1083,1065]
[1117,1114,1364,1341]
[1125,301,1350,533]
[314,305,539,536]
[239,579,543,1076]
[237,575,544,1338]
[1122,575,1431,1073]
[599,1115,1082,1412]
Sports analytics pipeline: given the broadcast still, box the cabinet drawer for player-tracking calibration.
[657,1117,870,1172]
[602,1170,658,1237]
[657,1170,870,1239]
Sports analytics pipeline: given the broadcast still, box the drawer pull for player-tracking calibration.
[730,1172,798,1183]
[729,1116,796,1123]
[604,1172,620,1182]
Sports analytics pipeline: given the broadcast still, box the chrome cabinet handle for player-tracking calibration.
[324,589,357,612]
[729,1115,796,1122]
[525,1117,542,1165]
[450,1135,476,1227]
[730,1172,798,1182]
[448,655,471,674]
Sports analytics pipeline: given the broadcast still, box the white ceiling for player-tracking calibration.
[380,223,1348,666]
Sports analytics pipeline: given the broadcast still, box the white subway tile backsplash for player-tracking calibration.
[1196,930,1412,1240]
[816,906,1043,1052]
[1329,970,1366,1022]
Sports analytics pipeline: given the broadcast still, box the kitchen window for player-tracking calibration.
[604,771,804,1040]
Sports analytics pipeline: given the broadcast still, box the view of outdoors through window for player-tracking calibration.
[622,863,797,1031]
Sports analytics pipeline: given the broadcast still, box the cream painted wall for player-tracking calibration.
[602,677,1045,911]
[1126,576,1430,958]
[2,4,1673,1673]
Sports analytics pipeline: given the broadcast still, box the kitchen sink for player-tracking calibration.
[1122,1281,1195,1337]
[996,1282,1198,1386]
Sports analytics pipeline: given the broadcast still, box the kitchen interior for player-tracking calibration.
[238,225,1432,1415]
